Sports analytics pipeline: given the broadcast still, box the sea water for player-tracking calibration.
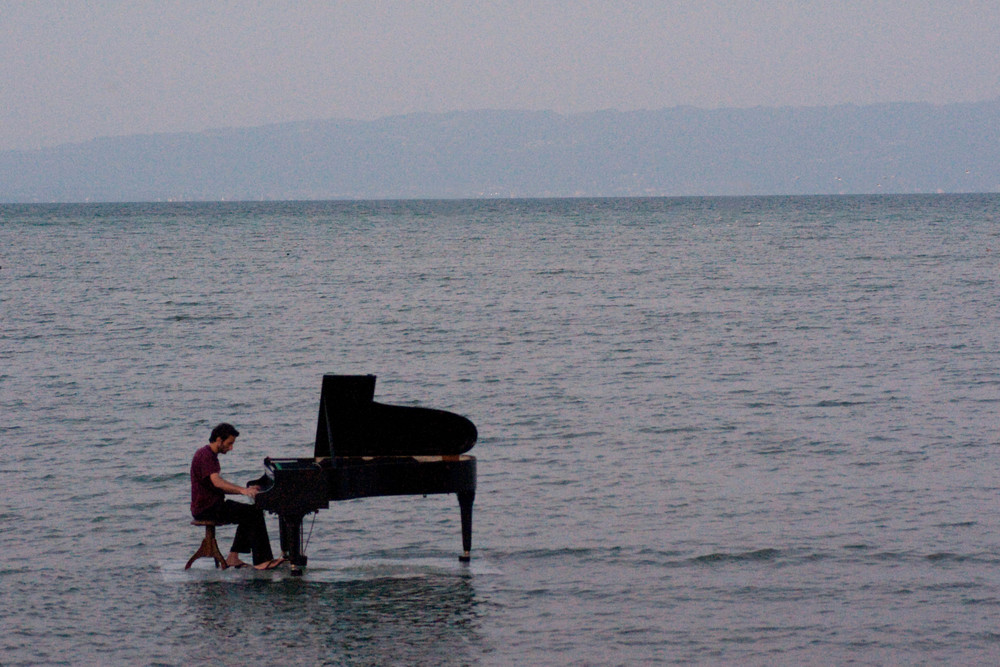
[2,195,1000,665]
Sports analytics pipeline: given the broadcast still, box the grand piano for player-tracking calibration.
[251,374,478,575]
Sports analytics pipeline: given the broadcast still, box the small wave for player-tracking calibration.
[923,552,994,565]
[130,471,188,484]
[168,314,239,322]
[559,430,603,440]
[518,546,615,562]
[814,399,870,407]
[935,521,977,528]
[921,580,981,590]
[637,425,700,435]
[691,548,781,565]
[737,341,779,348]
[926,552,969,562]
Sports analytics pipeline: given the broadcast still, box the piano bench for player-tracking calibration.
[185,520,229,570]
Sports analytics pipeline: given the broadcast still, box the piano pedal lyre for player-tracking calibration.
[278,513,310,576]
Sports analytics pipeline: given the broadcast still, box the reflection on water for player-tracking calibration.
[181,574,488,665]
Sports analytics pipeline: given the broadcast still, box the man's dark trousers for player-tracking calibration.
[195,500,274,565]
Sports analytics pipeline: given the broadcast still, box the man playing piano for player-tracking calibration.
[189,423,284,570]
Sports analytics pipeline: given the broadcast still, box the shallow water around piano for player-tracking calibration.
[159,556,503,584]
[4,197,1000,664]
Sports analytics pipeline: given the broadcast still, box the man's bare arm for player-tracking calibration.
[209,472,258,498]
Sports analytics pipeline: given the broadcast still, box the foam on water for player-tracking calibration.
[159,557,503,584]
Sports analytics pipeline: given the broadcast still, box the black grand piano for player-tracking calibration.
[250,374,478,575]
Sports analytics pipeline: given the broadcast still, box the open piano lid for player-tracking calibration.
[314,374,478,458]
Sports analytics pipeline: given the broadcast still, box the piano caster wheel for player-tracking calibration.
[458,552,471,563]
[290,566,304,577]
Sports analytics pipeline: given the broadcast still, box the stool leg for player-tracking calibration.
[185,526,229,570]
[207,526,228,569]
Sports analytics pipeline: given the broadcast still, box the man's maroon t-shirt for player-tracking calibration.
[190,445,223,516]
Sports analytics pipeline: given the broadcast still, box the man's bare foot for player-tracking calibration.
[225,556,248,568]
[254,557,286,570]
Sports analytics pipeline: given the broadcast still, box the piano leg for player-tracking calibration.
[458,490,475,563]
[279,514,308,576]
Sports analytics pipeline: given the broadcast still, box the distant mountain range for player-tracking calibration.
[2,101,998,202]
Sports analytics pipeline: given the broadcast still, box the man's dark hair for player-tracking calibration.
[210,423,240,443]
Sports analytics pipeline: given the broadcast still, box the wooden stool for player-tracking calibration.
[185,520,229,570]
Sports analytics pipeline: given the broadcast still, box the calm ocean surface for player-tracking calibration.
[3,195,1000,665]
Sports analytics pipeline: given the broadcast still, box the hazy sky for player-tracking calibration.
[2,1,999,151]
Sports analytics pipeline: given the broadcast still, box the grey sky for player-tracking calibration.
[2,1,998,151]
